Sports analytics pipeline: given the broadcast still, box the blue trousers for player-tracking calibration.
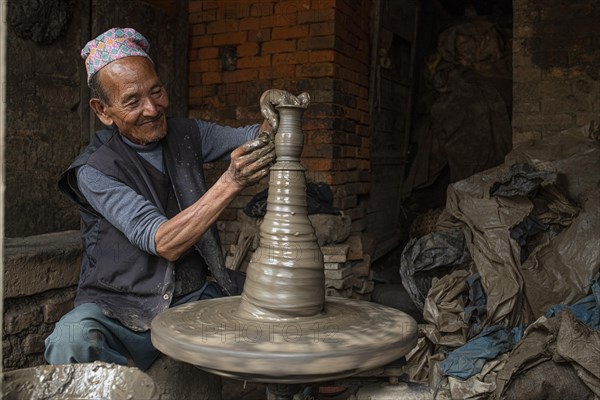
[45,282,223,370]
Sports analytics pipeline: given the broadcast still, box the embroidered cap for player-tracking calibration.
[81,27,152,85]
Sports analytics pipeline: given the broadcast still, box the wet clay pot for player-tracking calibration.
[238,101,326,319]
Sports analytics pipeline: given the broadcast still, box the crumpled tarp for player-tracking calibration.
[401,325,437,384]
[445,134,600,327]
[423,269,471,347]
[546,272,600,330]
[402,20,512,197]
[495,311,600,398]
[440,325,524,380]
[436,20,510,79]
[490,163,556,197]
[400,230,472,311]
[434,354,509,400]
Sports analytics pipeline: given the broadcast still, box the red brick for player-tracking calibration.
[189,59,220,73]
[336,0,360,17]
[240,16,260,30]
[190,23,206,36]
[297,8,336,24]
[272,25,310,40]
[223,69,259,83]
[357,182,370,194]
[356,125,370,137]
[219,4,251,19]
[190,35,212,48]
[189,72,203,86]
[207,19,239,34]
[309,129,346,144]
[274,0,310,15]
[213,31,247,46]
[358,159,370,170]
[338,66,365,86]
[259,64,296,79]
[237,55,271,69]
[334,159,358,170]
[188,49,199,61]
[189,10,217,23]
[319,171,358,186]
[197,47,219,59]
[356,143,371,159]
[301,143,340,158]
[189,1,202,13]
[303,158,334,171]
[305,103,345,117]
[251,3,274,17]
[273,51,309,65]
[202,72,223,85]
[341,146,357,158]
[310,21,335,37]
[298,35,337,50]
[303,118,343,131]
[297,62,336,77]
[203,95,227,108]
[189,84,217,99]
[202,0,218,10]
[312,0,336,10]
[356,97,369,112]
[262,40,297,54]
[260,14,297,28]
[237,42,260,57]
[248,28,272,42]
[309,50,336,63]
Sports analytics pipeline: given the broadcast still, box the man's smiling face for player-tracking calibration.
[90,56,169,144]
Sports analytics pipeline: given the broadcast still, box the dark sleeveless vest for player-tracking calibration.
[59,118,236,331]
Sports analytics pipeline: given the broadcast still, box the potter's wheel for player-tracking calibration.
[152,296,416,383]
[151,92,417,385]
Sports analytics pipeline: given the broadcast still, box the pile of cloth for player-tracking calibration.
[399,133,600,399]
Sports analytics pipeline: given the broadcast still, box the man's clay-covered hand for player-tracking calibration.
[226,133,275,188]
[259,90,310,131]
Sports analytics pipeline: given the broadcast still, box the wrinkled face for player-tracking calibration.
[90,57,169,144]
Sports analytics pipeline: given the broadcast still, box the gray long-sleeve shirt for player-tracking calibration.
[77,120,259,255]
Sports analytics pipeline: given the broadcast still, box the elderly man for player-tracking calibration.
[44,27,278,370]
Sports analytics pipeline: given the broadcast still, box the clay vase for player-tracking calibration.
[238,99,325,320]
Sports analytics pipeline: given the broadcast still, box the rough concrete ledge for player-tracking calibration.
[4,230,81,299]
[3,358,222,400]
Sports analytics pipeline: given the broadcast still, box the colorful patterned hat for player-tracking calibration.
[81,27,152,85]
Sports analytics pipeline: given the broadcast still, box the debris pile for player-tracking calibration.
[323,238,376,301]
[400,133,600,398]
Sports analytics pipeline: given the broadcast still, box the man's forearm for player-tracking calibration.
[156,125,275,262]
[154,173,242,262]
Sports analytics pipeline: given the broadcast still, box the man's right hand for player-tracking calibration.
[226,132,275,189]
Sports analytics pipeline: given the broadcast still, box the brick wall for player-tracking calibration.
[188,0,372,249]
[513,0,600,145]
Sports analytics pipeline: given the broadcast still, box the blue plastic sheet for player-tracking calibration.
[464,273,487,337]
[546,272,600,330]
[441,325,524,380]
